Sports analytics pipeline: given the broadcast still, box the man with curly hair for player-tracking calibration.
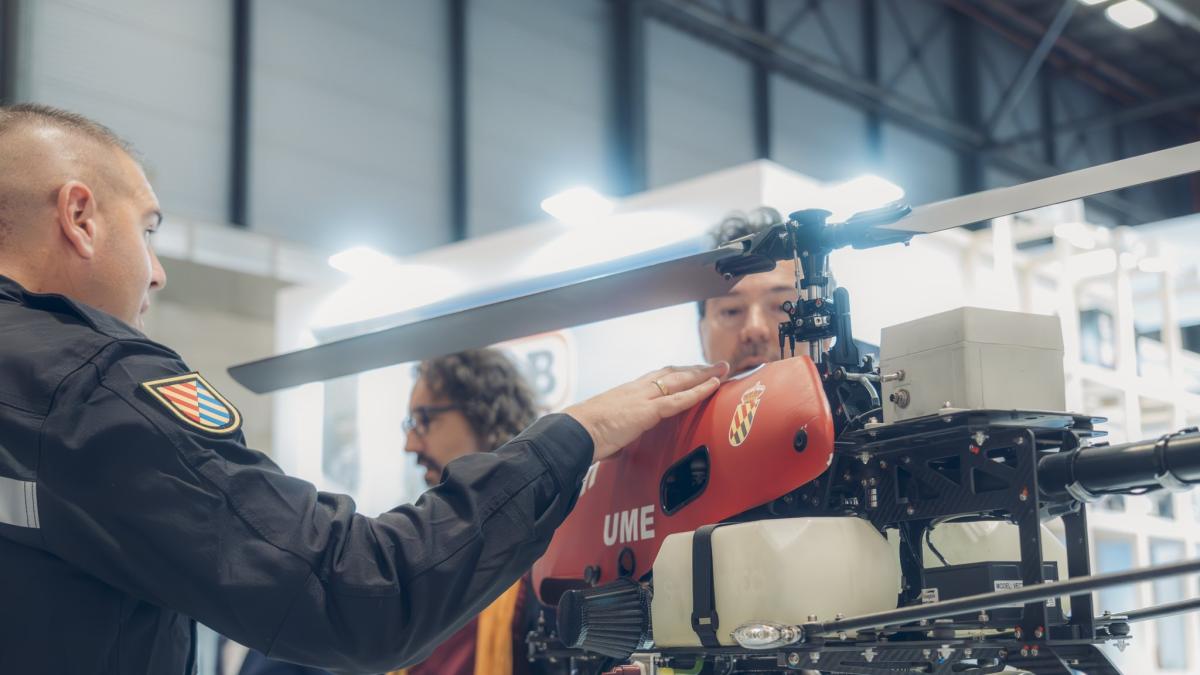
[396,348,544,675]
[405,349,540,488]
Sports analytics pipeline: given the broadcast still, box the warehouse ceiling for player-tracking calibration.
[972,0,1200,131]
[647,0,1199,225]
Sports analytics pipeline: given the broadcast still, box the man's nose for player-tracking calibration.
[741,303,774,342]
[404,429,422,453]
[150,249,167,291]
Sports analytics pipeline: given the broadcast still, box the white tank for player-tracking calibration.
[651,518,900,648]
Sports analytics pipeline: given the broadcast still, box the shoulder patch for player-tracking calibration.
[141,372,243,435]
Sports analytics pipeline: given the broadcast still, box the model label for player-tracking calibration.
[994,580,1056,607]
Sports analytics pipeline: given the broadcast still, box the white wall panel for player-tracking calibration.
[880,122,958,207]
[646,20,755,188]
[766,0,864,77]
[771,76,873,184]
[23,0,231,223]
[468,0,607,237]
[876,0,955,127]
[250,0,448,256]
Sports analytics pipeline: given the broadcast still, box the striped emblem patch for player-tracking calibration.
[141,373,242,434]
[728,381,767,447]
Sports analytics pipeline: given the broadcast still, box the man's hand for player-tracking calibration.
[564,362,730,462]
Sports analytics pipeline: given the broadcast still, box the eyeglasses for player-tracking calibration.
[402,404,461,437]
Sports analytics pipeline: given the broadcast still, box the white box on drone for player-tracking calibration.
[880,307,1066,422]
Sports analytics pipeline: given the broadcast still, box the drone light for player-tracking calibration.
[540,186,615,226]
[328,245,397,277]
[731,622,803,650]
[1105,0,1157,28]
[821,174,905,222]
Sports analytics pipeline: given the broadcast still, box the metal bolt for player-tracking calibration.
[1016,437,1025,445]
[973,431,988,446]
[1019,491,1028,502]
[860,479,869,487]
[859,452,871,465]
[809,652,820,663]
[862,648,877,663]
[1035,626,1044,639]
[922,649,932,660]
[964,648,973,658]
[1031,647,1040,657]
[786,652,801,666]
[868,477,877,487]
[838,631,847,641]
[1020,648,1029,658]
[807,615,818,623]
[906,505,916,515]
[978,611,990,623]
[834,613,844,621]
[843,471,852,481]
[879,460,888,469]
[1014,627,1023,639]
[891,389,911,408]
[903,456,912,464]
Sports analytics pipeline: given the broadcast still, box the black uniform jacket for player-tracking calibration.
[0,275,593,674]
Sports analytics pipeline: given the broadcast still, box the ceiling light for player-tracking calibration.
[541,186,615,226]
[1105,0,1157,28]
[820,174,906,223]
[328,245,397,277]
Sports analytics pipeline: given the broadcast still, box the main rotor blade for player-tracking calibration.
[229,243,741,393]
[882,141,1200,235]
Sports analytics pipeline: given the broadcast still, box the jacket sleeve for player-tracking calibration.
[35,340,593,674]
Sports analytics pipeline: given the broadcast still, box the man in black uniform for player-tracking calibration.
[0,104,728,675]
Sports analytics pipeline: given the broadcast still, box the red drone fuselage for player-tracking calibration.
[533,356,836,603]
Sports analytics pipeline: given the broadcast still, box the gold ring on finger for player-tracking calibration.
[653,378,669,397]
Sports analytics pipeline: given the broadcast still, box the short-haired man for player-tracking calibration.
[0,103,727,674]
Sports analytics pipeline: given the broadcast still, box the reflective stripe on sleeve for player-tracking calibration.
[0,474,39,529]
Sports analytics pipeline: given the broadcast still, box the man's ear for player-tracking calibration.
[56,181,99,259]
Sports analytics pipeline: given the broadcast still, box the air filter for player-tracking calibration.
[557,578,653,659]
